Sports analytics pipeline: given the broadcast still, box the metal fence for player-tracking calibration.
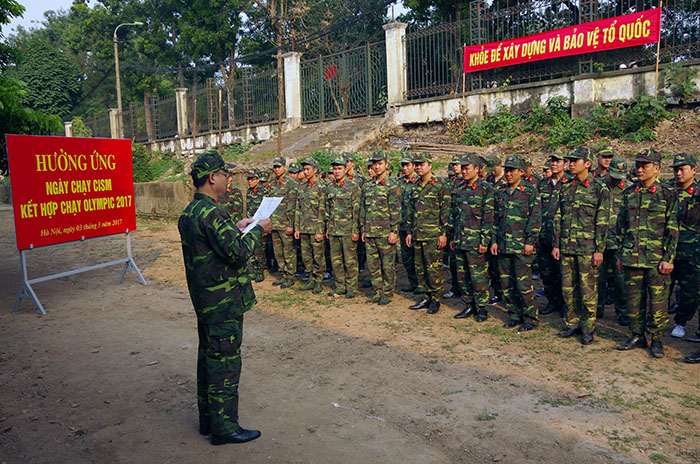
[405,0,700,100]
[301,41,387,123]
[84,112,111,138]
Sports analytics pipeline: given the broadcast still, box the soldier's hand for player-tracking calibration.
[351,233,359,242]
[592,252,603,266]
[326,231,330,240]
[551,247,560,260]
[294,230,300,239]
[524,244,535,256]
[616,258,623,271]
[361,232,366,242]
[388,232,398,245]
[449,241,456,251]
[659,261,674,275]
[258,218,272,235]
[315,233,323,242]
[490,243,498,255]
[405,234,412,247]
[285,226,294,235]
[478,245,488,254]
[236,218,255,232]
[437,235,447,249]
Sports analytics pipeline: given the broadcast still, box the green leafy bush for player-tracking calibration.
[664,63,698,101]
[547,117,591,148]
[132,144,154,183]
[72,116,92,138]
[461,105,521,146]
[590,95,670,141]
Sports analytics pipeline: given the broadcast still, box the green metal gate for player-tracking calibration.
[301,41,387,123]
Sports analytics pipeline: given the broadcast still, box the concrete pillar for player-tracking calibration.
[282,52,303,131]
[175,88,189,137]
[572,78,594,119]
[109,109,120,138]
[64,121,73,137]
[383,22,408,105]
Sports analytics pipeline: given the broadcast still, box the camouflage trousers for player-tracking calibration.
[300,234,326,283]
[487,253,503,298]
[329,235,358,293]
[448,246,460,295]
[399,230,417,288]
[671,257,699,327]
[248,235,266,278]
[197,315,244,435]
[597,248,627,317]
[414,239,445,301]
[561,254,598,334]
[454,249,489,310]
[271,229,296,279]
[624,266,670,340]
[498,253,538,322]
[538,241,564,309]
[365,237,397,299]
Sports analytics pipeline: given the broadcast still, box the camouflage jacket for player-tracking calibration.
[267,174,297,230]
[406,175,451,241]
[616,179,679,268]
[605,178,628,250]
[178,193,263,324]
[347,173,367,189]
[450,178,494,251]
[294,178,327,235]
[398,173,418,231]
[673,180,699,260]
[246,185,269,217]
[553,173,610,256]
[493,180,541,254]
[523,173,542,189]
[220,185,244,223]
[326,178,360,236]
[592,167,608,179]
[538,173,572,244]
[361,176,402,238]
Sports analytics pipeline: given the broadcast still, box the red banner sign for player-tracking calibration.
[6,135,137,250]
[464,8,661,73]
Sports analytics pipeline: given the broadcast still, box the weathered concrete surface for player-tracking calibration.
[0,184,10,204]
[134,182,190,217]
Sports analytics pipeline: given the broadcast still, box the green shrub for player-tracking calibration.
[461,105,521,146]
[547,117,591,148]
[590,95,670,141]
[72,116,92,138]
[132,144,154,182]
[664,63,698,101]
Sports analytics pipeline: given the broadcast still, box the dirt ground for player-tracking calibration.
[1,206,699,464]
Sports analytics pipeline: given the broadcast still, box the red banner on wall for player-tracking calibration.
[464,8,661,73]
[6,135,136,250]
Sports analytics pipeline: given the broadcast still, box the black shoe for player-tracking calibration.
[272,279,283,286]
[617,335,647,350]
[684,350,700,363]
[489,295,501,304]
[409,299,430,310]
[475,310,488,322]
[361,281,373,288]
[427,300,440,314]
[454,306,473,319]
[540,303,555,315]
[345,291,356,299]
[503,320,520,328]
[199,424,211,436]
[596,308,604,319]
[605,294,614,305]
[668,302,679,314]
[280,278,294,289]
[581,333,594,345]
[400,285,417,292]
[254,274,264,283]
[518,321,536,332]
[378,297,391,305]
[650,339,664,358]
[617,314,630,327]
[211,428,261,445]
[557,327,581,338]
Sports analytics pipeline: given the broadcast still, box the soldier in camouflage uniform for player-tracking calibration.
[597,157,629,326]
[521,155,542,187]
[326,155,361,298]
[406,152,451,314]
[552,147,610,345]
[245,170,268,282]
[294,157,327,293]
[451,153,494,321]
[617,148,679,358]
[679,183,700,362]
[220,163,244,223]
[537,150,569,316]
[268,156,298,288]
[398,152,419,292]
[259,169,271,189]
[668,153,699,339]
[491,155,541,330]
[485,153,505,304]
[593,146,614,179]
[344,153,367,274]
[361,151,402,305]
[178,151,271,445]
[444,156,464,299]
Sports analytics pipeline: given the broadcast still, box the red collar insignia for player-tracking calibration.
[689,186,695,194]
[471,181,477,190]
[634,186,641,193]
[254,187,258,194]
[619,181,625,189]
[380,179,386,185]
[337,180,344,187]
[650,184,657,193]
[518,184,524,191]
[527,175,532,182]
[572,179,576,187]
[583,179,590,187]
[430,178,435,185]
[279,178,283,184]
[561,177,568,183]
[309,180,315,187]
[547,178,551,185]
[348,175,353,180]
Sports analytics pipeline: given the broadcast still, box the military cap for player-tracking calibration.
[413,152,432,163]
[521,155,533,167]
[450,154,462,165]
[190,151,228,180]
[331,155,347,166]
[343,152,356,163]
[596,146,614,158]
[460,153,480,167]
[301,157,320,170]
[485,153,501,168]
[671,152,696,168]
[327,166,335,174]
[246,169,259,179]
[634,148,662,165]
[369,150,387,162]
[478,155,488,167]
[400,152,413,164]
[503,155,523,169]
[272,155,286,167]
[608,157,628,180]
[288,162,302,173]
[366,158,375,167]
[550,149,566,160]
[566,147,594,164]
[258,170,270,182]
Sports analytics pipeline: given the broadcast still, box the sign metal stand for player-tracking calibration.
[13,231,147,315]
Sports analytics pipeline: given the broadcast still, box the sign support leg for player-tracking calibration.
[13,250,46,315]
[119,231,147,285]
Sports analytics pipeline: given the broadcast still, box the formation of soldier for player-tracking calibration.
[225,148,700,364]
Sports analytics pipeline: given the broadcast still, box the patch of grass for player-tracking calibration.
[476,409,498,421]
[649,453,670,463]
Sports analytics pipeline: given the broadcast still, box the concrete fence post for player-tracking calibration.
[109,109,119,138]
[383,22,408,105]
[64,121,73,137]
[282,52,303,131]
[175,88,189,137]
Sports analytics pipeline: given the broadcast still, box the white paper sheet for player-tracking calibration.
[242,196,283,235]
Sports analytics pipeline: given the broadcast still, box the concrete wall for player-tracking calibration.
[134,181,190,217]
[388,61,700,125]
[0,184,10,203]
